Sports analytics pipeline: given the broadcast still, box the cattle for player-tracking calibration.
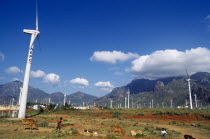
[22,118,38,130]
[191,123,197,127]
[130,130,142,136]
[184,134,195,139]
[110,126,125,135]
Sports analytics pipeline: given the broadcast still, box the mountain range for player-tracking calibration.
[94,72,210,108]
[0,72,210,108]
[0,80,97,106]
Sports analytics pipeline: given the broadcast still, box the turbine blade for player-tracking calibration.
[185,68,190,78]
[36,0,38,30]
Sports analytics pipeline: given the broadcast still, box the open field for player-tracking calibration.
[0,108,210,139]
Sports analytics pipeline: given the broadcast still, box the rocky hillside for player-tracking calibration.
[95,72,210,108]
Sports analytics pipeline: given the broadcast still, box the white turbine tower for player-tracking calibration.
[64,94,66,106]
[18,0,40,118]
[127,89,130,109]
[185,69,193,109]
[194,94,197,108]
[170,99,173,108]
[12,98,14,106]
[125,97,127,108]
[49,98,51,104]
[110,99,113,108]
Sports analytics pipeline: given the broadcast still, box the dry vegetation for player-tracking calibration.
[0,108,210,139]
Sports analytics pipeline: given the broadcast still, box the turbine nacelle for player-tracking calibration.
[186,78,190,82]
[23,29,40,35]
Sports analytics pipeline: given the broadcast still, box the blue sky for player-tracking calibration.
[1,0,210,97]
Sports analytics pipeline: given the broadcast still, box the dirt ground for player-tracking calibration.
[0,108,210,139]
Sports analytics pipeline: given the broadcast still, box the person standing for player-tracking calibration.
[161,128,167,138]
[56,117,63,130]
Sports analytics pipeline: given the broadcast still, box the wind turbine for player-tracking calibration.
[125,97,127,108]
[49,98,51,104]
[170,99,173,108]
[127,89,130,109]
[18,0,40,118]
[64,93,66,106]
[194,94,197,108]
[185,69,193,109]
[110,99,113,108]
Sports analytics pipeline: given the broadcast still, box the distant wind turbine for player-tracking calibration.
[18,0,41,118]
[185,68,193,109]
[127,89,130,109]
[49,98,51,104]
[194,94,197,108]
[125,97,127,108]
[110,99,113,108]
[64,94,66,106]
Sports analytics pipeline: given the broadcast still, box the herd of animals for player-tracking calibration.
[20,118,196,139]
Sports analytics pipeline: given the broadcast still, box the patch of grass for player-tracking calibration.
[135,133,145,138]
[169,121,177,125]
[51,130,65,138]
[69,127,78,134]
[106,134,116,139]
[39,121,48,127]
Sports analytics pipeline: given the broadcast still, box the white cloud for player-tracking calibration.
[70,78,89,87]
[0,52,4,62]
[31,70,46,78]
[205,15,210,20]
[5,66,22,74]
[43,73,60,85]
[128,47,210,79]
[90,50,139,64]
[94,81,114,92]
[94,81,114,88]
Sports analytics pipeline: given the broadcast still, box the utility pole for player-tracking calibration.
[152,99,154,108]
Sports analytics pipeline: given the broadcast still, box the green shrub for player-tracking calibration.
[138,113,144,116]
[39,121,48,127]
[169,121,177,125]
[144,127,149,131]
[51,130,65,138]
[135,133,145,138]
[70,127,78,134]
[106,134,116,139]
[155,127,162,131]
